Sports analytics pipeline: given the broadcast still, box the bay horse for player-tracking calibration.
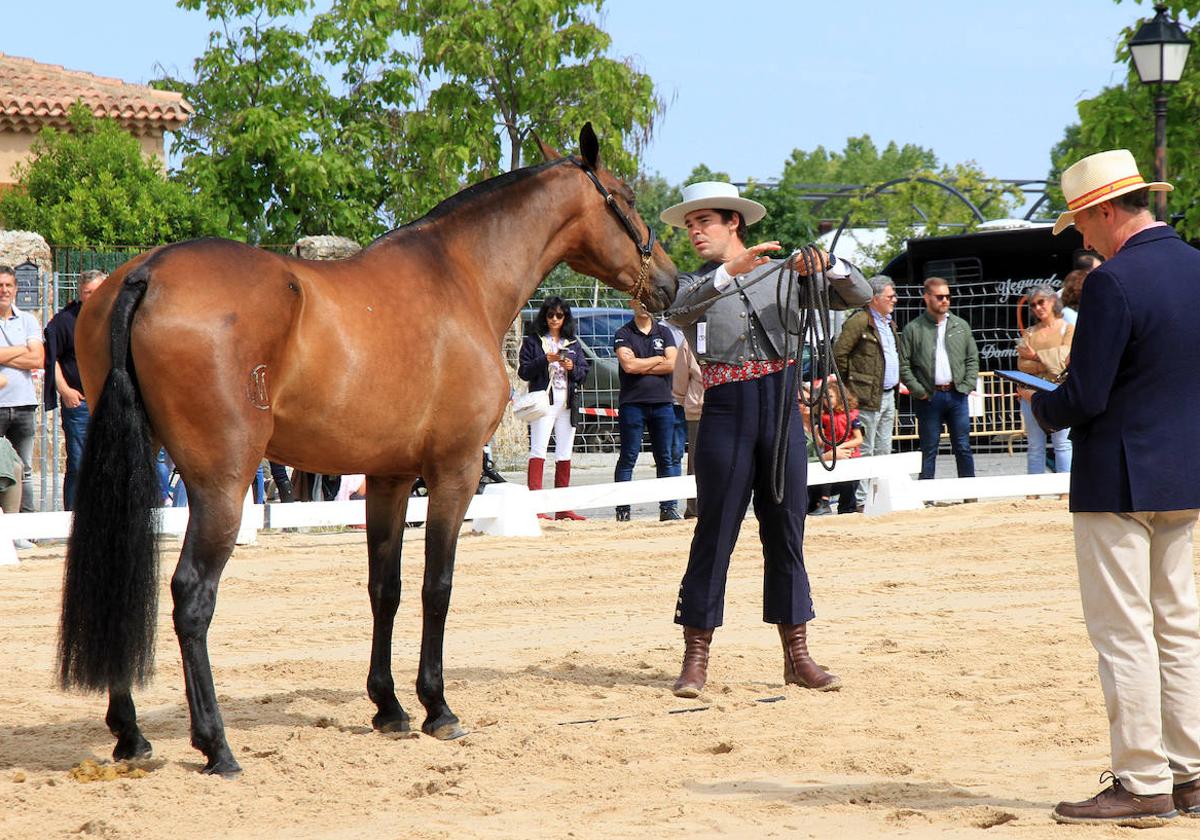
[56,124,678,777]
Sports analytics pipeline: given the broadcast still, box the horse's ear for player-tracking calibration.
[534,131,562,162]
[579,122,599,169]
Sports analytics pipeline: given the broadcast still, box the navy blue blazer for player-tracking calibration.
[1032,226,1200,512]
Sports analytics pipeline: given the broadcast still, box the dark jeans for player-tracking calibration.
[614,401,679,514]
[61,401,89,510]
[0,405,36,512]
[913,389,975,480]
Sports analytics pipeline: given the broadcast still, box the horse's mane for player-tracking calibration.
[366,157,572,249]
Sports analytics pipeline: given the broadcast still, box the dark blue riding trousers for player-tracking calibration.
[675,369,815,629]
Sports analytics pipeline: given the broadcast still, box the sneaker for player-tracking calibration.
[660,508,681,522]
[615,507,631,522]
[13,538,34,550]
[808,502,833,517]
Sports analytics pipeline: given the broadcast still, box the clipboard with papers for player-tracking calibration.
[994,369,1060,392]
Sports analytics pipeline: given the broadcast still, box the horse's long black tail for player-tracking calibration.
[58,267,162,692]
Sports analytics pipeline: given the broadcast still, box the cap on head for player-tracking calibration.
[660,181,767,229]
[1053,149,1172,235]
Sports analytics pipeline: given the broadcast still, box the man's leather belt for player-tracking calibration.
[934,384,954,392]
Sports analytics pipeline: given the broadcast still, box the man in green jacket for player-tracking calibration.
[899,277,979,480]
[833,276,900,509]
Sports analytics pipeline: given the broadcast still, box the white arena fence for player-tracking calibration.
[0,452,1070,566]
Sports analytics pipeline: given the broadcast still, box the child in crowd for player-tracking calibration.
[807,378,864,515]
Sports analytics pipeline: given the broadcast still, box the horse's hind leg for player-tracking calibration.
[107,687,151,761]
[364,476,417,732]
[171,478,249,777]
[416,459,478,740]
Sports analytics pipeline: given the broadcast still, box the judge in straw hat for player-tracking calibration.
[661,181,871,698]
[1030,148,1200,827]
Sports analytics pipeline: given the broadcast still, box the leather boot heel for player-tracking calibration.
[672,626,713,698]
[779,623,841,691]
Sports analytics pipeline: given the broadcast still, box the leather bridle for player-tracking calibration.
[570,156,657,303]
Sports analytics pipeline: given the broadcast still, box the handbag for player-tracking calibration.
[512,389,551,423]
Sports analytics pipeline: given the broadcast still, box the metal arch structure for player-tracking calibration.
[822,175,987,255]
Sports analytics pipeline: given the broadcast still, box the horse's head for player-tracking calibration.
[543,124,678,312]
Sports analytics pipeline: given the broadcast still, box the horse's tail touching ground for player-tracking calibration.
[58,266,162,692]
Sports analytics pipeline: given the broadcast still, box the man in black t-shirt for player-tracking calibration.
[613,298,679,521]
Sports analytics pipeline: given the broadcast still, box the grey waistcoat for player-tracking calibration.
[667,259,871,366]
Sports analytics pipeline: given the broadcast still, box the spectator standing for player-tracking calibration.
[0,265,45,512]
[663,181,871,698]
[44,269,106,509]
[613,297,678,522]
[662,320,689,513]
[833,275,900,511]
[1059,268,1087,326]
[1016,286,1073,475]
[1031,149,1200,826]
[899,277,979,480]
[671,334,704,519]
[518,297,590,520]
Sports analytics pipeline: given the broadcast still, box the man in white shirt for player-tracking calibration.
[0,265,45,511]
[898,277,979,480]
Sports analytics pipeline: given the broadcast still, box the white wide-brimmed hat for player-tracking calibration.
[660,181,767,229]
[1053,149,1172,235]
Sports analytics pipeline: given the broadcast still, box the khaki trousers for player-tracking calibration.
[1074,510,1200,793]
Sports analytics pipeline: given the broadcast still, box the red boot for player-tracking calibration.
[553,460,586,521]
[528,457,553,520]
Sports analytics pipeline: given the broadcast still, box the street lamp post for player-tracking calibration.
[1129,3,1192,221]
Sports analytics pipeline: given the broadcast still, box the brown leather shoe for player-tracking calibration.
[671,626,713,698]
[778,623,841,691]
[1175,777,1200,816]
[1053,772,1177,827]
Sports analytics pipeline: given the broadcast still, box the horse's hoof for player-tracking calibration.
[424,718,467,740]
[112,735,153,762]
[202,758,243,779]
[372,711,411,733]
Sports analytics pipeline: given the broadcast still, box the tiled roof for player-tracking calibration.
[0,52,191,135]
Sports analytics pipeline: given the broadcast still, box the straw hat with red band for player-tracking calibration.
[1053,149,1172,235]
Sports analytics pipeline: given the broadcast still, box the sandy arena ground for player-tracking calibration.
[3,499,1199,839]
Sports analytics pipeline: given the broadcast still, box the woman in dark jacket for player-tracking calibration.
[518,297,590,519]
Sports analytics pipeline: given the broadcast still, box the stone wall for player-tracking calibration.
[0,230,51,275]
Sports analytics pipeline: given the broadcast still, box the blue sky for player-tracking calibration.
[3,0,1173,185]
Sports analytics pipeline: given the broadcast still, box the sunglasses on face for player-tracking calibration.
[930,293,950,301]
[546,311,565,319]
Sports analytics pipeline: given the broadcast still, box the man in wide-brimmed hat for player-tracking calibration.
[661,181,871,698]
[1030,149,1200,827]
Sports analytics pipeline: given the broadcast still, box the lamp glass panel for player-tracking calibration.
[1162,42,1192,82]
[1131,42,1164,82]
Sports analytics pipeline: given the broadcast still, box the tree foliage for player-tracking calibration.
[1049,0,1200,237]
[0,104,221,246]
[155,0,664,242]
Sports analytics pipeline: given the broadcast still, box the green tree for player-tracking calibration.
[156,0,398,243]
[0,104,221,246]
[394,0,663,178]
[1049,0,1200,237]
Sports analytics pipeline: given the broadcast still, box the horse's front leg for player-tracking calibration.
[171,483,244,777]
[416,462,477,740]
[364,476,416,733]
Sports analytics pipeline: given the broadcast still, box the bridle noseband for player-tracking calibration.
[570,156,657,303]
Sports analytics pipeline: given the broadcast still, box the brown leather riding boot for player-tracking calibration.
[527,457,553,520]
[672,626,713,698]
[553,460,585,520]
[778,623,842,691]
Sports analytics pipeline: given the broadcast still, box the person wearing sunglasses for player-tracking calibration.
[899,276,979,480]
[518,296,590,520]
[1016,286,1073,475]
